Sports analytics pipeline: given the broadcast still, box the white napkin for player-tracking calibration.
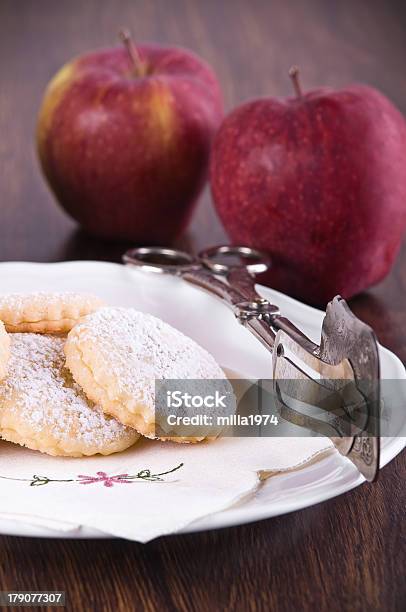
[0,436,334,542]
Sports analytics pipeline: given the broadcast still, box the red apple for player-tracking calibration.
[37,32,223,242]
[210,68,406,305]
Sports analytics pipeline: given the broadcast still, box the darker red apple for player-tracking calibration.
[37,32,223,242]
[210,68,406,305]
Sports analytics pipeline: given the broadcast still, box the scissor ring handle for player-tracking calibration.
[123,247,200,274]
[199,245,271,275]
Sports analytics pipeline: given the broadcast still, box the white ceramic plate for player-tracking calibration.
[0,261,404,539]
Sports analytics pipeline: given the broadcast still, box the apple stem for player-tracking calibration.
[288,66,303,98]
[119,28,146,77]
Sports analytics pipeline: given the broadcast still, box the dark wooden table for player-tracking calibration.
[0,1,405,610]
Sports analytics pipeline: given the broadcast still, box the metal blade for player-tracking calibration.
[272,351,359,439]
[272,297,380,480]
[318,296,380,481]
[272,330,365,455]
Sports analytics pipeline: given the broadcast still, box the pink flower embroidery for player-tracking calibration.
[77,471,133,487]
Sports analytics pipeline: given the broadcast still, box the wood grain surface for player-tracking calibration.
[0,1,405,610]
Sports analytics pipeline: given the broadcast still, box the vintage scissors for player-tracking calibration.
[123,245,380,481]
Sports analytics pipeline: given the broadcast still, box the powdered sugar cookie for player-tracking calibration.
[64,308,233,442]
[0,321,10,381]
[0,334,139,457]
[0,292,104,333]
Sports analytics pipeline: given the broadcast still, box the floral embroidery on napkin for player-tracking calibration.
[0,463,184,487]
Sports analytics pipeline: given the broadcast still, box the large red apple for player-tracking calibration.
[210,68,406,305]
[37,32,223,242]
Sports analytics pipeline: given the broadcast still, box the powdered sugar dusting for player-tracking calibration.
[69,308,227,411]
[0,334,136,447]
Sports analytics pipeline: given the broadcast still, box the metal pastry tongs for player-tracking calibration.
[123,245,380,481]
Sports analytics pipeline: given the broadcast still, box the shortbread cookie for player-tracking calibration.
[64,308,232,442]
[0,292,104,333]
[0,334,139,457]
[0,321,10,381]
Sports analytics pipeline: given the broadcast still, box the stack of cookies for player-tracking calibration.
[0,292,228,457]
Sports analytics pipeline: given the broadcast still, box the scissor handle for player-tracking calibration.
[123,247,200,274]
[198,245,271,275]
